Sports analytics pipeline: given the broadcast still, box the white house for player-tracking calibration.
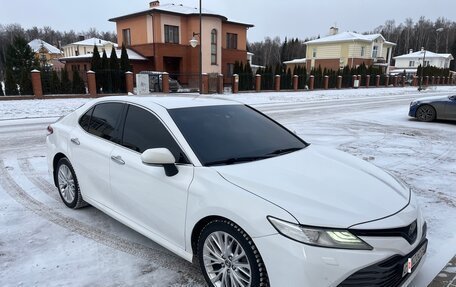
[392,49,454,75]
[62,37,118,58]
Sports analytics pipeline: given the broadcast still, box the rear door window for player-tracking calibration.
[87,103,124,143]
[122,105,189,164]
[79,107,94,131]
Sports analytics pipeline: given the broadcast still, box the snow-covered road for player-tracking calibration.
[1,87,455,286]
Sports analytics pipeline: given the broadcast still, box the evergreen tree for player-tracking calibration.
[60,69,72,94]
[72,71,85,94]
[19,68,33,95]
[4,67,18,95]
[119,44,131,92]
[101,50,111,93]
[91,45,102,92]
[109,47,120,93]
[5,36,36,80]
[50,70,61,94]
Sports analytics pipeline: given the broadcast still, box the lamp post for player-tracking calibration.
[419,28,444,91]
[189,0,203,94]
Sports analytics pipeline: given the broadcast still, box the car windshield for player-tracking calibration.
[168,105,308,166]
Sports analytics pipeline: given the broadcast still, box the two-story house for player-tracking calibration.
[392,49,454,75]
[304,28,396,73]
[62,37,118,58]
[28,39,64,69]
[108,1,253,85]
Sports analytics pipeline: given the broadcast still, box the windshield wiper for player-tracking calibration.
[205,155,272,166]
[267,147,303,156]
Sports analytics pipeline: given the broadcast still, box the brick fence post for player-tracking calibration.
[125,71,134,94]
[376,75,380,87]
[202,73,209,94]
[309,75,315,90]
[255,74,261,92]
[87,71,97,97]
[393,76,398,87]
[402,76,406,87]
[162,72,170,93]
[385,76,389,87]
[366,75,370,88]
[31,69,43,98]
[431,76,435,85]
[337,76,342,89]
[425,76,429,86]
[232,74,239,94]
[217,74,224,94]
[293,75,299,91]
[323,75,329,89]
[274,75,281,92]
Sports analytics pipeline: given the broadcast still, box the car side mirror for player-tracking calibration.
[141,148,178,176]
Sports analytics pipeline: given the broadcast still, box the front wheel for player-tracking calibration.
[416,105,436,122]
[56,158,87,209]
[197,220,269,287]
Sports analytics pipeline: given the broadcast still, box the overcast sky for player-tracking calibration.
[1,0,455,42]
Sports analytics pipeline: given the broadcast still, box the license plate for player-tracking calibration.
[402,241,427,277]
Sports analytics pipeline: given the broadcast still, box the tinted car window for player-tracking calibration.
[122,105,189,164]
[169,105,307,166]
[79,107,94,131]
[88,103,123,143]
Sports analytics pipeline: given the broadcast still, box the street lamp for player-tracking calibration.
[189,0,202,94]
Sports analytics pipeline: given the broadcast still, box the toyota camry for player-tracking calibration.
[47,96,427,287]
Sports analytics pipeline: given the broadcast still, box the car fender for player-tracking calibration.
[185,167,298,253]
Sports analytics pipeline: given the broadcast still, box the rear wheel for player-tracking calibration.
[416,105,436,122]
[197,219,269,287]
[56,158,87,209]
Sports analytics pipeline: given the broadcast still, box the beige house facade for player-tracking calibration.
[62,38,118,58]
[304,29,396,72]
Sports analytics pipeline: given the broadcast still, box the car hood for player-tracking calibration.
[413,95,449,103]
[212,145,410,228]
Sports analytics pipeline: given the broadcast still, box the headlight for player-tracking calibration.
[410,101,419,107]
[268,217,373,250]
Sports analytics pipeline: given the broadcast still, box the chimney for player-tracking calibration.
[409,49,413,54]
[329,27,339,36]
[78,35,85,41]
[150,1,160,8]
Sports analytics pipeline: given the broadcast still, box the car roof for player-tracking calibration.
[94,95,242,109]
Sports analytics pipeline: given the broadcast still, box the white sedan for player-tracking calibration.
[46,96,427,287]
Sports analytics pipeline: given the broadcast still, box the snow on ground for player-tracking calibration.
[1,86,455,286]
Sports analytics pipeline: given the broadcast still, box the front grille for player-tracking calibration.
[350,220,418,245]
[338,239,427,287]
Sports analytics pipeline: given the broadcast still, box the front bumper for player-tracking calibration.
[409,104,418,117]
[253,222,426,287]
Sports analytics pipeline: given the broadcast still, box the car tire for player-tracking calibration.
[416,105,436,122]
[197,219,269,287]
[55,158,87,209]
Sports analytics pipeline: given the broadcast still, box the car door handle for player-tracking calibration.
[111,155,125,165]
[70,138,80,145]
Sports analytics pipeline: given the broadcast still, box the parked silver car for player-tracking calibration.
[409,95,456,121]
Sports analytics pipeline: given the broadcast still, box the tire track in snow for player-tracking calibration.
[0,159,203,282]
[18,157,61,202]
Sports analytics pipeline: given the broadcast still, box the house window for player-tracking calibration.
[164,25,179,44]
[211,29,217,65]
[226,33,238,49]
[361,46,365,57]
[424,60,430,67]
[409,61,415,67]
[372,46,378,58]
[312,48,317,58]
[122,29,131,46]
